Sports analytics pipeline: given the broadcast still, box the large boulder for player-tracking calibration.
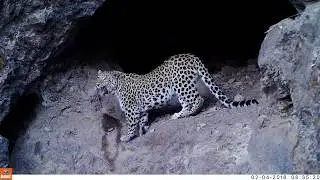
[254,2,320,173]
[0,0,105,170]
[0,0,105,123]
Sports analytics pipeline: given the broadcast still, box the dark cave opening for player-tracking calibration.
[0,93,40,152]
[61,0,298,73]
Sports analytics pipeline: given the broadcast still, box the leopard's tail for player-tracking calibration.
[195,57,259,108]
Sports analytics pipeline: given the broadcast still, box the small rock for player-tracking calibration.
[234,94,244,101]
[199,123,207,128]
[228,78,236,84]
[196,123,207,131]
[235,82,243,87]
[208,106,219,113]
[149,128,155,133]
[44,127,52,132]
[87,88,97,97]
[69,86,76,92]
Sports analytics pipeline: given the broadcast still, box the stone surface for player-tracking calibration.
[0,0,105,171]
[289,0,319,12]
[0,136,9,168]
[0,0,105,123]
[248,115,298,173]
[257,2,320,173]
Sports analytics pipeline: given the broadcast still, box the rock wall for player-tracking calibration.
[0,0,105,123]
[0,0,105,168]
[256,2,320,173]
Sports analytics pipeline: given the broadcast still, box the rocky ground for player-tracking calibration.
[10,58,263,174]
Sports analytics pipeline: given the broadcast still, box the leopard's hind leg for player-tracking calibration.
[171,72,204,119]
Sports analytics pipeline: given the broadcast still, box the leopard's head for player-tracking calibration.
[95,70,121,96]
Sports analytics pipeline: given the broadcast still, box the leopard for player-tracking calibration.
[95,53,258,142]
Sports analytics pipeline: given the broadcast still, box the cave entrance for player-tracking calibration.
[0,93,40,152]
[60,0,297,74]
[63,0,298,73]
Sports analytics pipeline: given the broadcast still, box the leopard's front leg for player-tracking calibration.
[120,110,139,142]
[138,112,149,136]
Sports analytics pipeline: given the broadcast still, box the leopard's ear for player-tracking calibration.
[98,69,102,76]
